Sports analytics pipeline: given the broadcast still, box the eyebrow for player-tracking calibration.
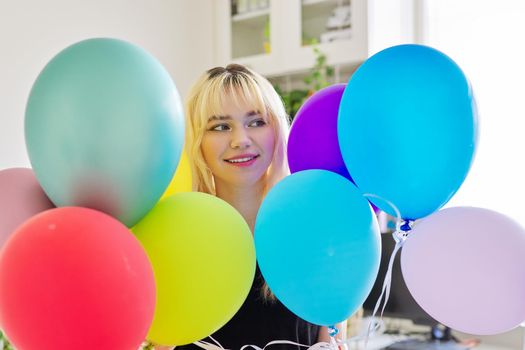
[208,110,261,122]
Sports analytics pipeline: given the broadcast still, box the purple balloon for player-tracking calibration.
[0,168,55,249]
[288,84,353,181]
[401,207,525,335]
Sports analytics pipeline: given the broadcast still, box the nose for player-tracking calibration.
[230,127,252,149]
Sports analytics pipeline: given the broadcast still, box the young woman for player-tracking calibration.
[160,64,345,350]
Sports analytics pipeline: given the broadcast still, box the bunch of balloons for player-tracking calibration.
[2,39,524,350]
[0,38,255,349]
[272,44,525,335]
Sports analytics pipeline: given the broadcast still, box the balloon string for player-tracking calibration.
[193,339,334,350]
[194,333,351,350]
[160,334,375,350]
[362,193,412,349]
[328,325,339,350]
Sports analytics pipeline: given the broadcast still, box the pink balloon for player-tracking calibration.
[0,168,54,248]
[401,207,525,335]
[0,207,156,350]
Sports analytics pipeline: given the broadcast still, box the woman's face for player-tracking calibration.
[201,97,276,189]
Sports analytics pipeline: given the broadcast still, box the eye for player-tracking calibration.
[209,124,231,131]
[249,119,267,127]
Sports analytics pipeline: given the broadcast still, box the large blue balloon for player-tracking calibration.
[338,44,478,220]
[25,38,184,227]
[255,170,381,326]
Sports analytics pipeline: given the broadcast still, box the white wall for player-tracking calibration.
[0,0,215,169]
[367,0,419,56]
[423,0,525,227]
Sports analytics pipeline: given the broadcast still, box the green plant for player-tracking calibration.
[0,330,14,350]
[140,341,155,350]
[274,45,334,120]
[274,85,309,121]
[304,46,335,92]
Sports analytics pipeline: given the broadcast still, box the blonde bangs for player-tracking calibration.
[215,75,268,122]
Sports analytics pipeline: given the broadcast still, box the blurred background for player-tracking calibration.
[1,1,524,348]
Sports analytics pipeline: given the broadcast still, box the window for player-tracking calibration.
[424,0,525,225]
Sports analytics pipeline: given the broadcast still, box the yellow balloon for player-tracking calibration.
[160,150,192,199]
[132,192,255,346]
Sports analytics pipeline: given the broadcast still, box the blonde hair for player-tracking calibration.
[185,64,288,301]
[185,64,289,196]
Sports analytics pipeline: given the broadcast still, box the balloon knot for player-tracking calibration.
[400,219,413,232]
[394,220,413,243]
[328,325,339,337]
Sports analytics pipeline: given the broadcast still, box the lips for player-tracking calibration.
[224,154,260,164]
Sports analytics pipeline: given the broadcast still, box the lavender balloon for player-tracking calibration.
[401,207,525,335]
[288,84,352,181]
[0,168,54,249]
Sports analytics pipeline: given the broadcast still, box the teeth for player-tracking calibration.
[228,156,255,163]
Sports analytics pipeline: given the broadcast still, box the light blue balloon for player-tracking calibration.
[25,38,184,227]
[338,44,478,220]
[255,170,381,326]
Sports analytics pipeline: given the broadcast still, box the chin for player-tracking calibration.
[229,171,267,187]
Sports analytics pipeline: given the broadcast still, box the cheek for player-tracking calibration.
[201,135,220,164]
[262,128,276,155]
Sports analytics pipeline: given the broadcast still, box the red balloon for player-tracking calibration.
[0,207,156,350]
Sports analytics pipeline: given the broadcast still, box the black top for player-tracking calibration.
[177,266,320,350]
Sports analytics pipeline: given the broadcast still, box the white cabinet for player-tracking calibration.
[214,0,369,77]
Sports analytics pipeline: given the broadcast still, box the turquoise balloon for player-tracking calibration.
[255,170,381,326]
[338,44,478,220]
[25,38,184,227]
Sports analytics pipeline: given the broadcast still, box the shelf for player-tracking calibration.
[302,0,347,11]
[265,57,361,80]
[301,0,352,46]
[303,0,338,6]
[215,0,369,83]
[231,7,270,59]
[232,8,270,23]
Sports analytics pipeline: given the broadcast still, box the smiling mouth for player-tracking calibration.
[225,155,260,163]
